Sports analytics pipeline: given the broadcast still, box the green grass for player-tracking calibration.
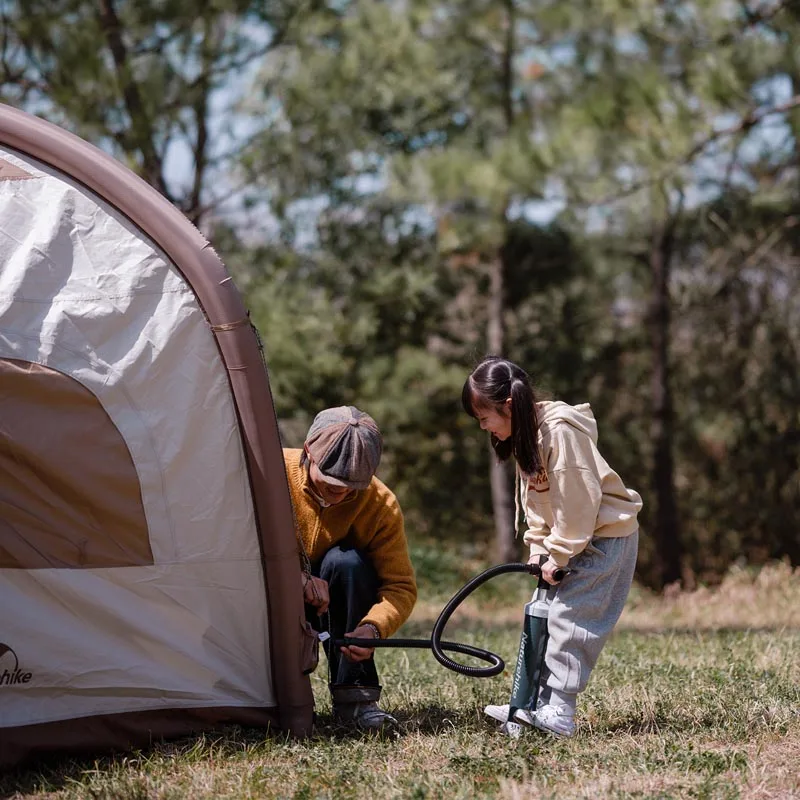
[3,561,800,800]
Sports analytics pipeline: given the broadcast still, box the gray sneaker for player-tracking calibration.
[333,701,398,732]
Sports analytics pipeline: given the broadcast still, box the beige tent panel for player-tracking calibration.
[0,358,152,569]
[1,560,274,728]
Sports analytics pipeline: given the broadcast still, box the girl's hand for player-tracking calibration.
[541,558,565,585]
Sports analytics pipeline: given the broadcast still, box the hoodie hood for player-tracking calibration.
[536,400,598,443]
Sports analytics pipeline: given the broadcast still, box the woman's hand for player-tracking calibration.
[302,575,330,614]
[340,624,378,662]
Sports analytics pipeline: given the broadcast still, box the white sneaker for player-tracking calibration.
[533,704,576,738]
[483,703,536,727]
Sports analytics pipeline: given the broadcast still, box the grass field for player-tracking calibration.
[3,556,799,800]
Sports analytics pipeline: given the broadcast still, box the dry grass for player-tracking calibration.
[2,561,799,800]
[621,561,800,632]
[741,728,800,799]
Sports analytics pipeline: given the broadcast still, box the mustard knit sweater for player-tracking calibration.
[283,449,417,638]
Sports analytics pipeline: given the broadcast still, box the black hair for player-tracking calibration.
[461,356,542,476]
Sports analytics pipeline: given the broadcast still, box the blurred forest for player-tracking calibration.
[2,0,798,590]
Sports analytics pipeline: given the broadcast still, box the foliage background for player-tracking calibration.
[2,0,798,589]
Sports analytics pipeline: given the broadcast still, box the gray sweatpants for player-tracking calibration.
[542,530,639,697]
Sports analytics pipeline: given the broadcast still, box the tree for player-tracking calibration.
[0,0,301,225]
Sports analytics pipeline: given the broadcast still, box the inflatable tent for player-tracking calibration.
[0,103,313,768]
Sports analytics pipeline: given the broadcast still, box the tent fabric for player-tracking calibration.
[0,358,152,569]
[0,105,313,768]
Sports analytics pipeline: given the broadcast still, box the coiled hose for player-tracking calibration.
[334,561,541,678]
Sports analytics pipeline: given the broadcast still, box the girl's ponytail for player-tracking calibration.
[510,377,541,476]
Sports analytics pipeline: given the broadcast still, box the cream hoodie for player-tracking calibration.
[521,401,642,567]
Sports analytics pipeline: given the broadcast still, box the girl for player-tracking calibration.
[462,356,641,737]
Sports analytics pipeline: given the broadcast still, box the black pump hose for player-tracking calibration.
[334,561,542,678]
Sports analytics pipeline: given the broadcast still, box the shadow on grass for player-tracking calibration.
[0,706,478,798]
[589,707,726,738]
[397,704,475,736]
[0,725,269,800]
[1,752,105,800]
[311,704,473,740]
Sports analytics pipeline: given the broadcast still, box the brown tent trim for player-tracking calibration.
[0,104,313,746]
[0,705,284,771]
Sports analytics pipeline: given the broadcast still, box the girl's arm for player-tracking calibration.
[522,507,550,560]
[543,466,603,567]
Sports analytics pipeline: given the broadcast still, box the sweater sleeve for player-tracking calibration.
[520,466,551,558]
[358,498,418,638]
[543,466,603,567]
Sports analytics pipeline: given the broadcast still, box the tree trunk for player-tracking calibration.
[648,211,682,588]
[487,253,517,562]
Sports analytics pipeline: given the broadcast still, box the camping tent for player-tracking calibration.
[0,103,314,769]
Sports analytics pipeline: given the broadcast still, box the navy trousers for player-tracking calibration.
[309,546,381,696]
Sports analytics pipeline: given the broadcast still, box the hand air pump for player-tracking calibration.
[500,563,566,734]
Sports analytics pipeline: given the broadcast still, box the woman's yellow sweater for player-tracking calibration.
[283,449,417,638]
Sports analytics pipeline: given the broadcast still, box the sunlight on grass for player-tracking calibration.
[3,561,799,799]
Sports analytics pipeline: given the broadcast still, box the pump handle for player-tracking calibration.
[527,562,569,583]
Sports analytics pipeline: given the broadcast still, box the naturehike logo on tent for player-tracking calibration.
[0,642,32,686]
